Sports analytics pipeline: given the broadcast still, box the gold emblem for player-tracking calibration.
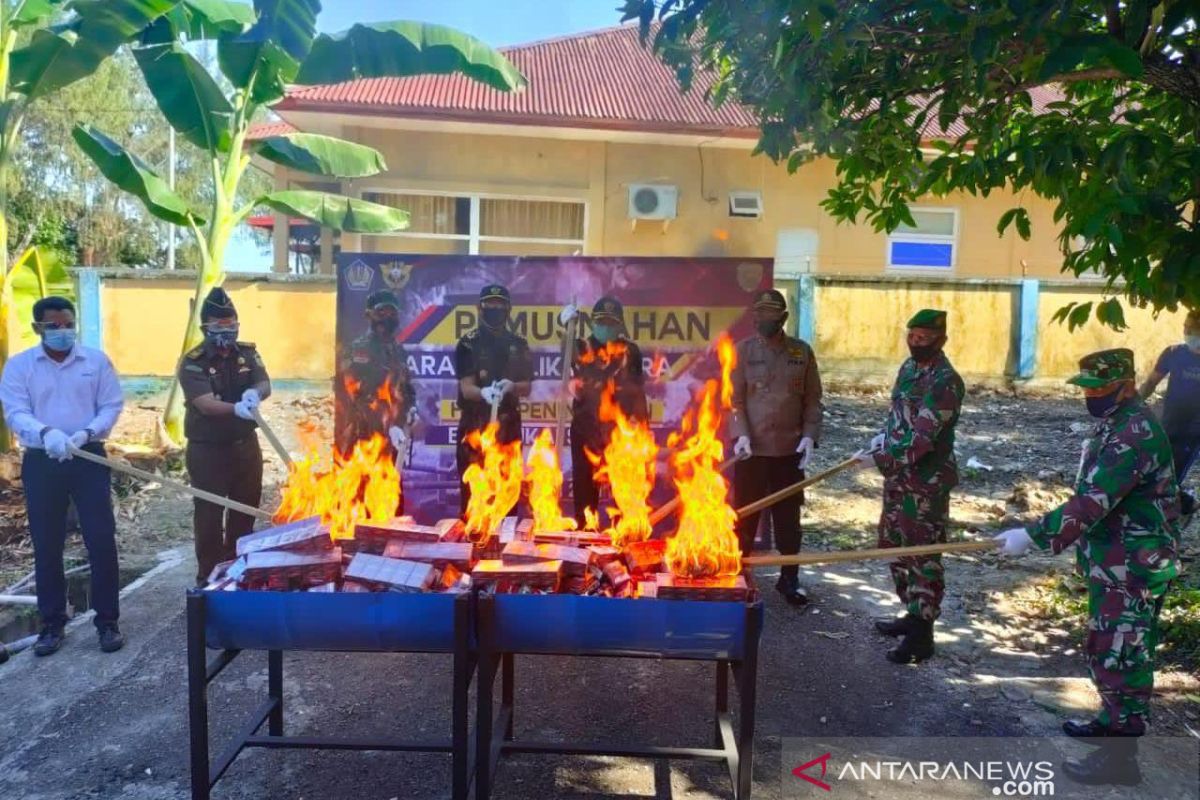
[380,260,412,291]
[737,261,765,292]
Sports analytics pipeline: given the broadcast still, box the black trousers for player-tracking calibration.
[187,437,263,584]
[570,433,600,528]
[23,444,119,630]
[734,453,804,579]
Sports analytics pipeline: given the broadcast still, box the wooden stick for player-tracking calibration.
[556,302,579,465]
[735,456,861,520]
[647,456,739,526]
[69,446,273,521]
[250,407,293,467]
[743,539,999,567]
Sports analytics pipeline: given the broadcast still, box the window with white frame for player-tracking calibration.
[886,208,958,270]
[361,190,586,256]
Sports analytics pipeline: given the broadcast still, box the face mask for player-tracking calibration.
[756,319,784,338]
[592,323,617,344]
[372,317,399,337]
[908,343,940,363]
[42,328,75,352]
[1186,334,1200,352]
[480,306,509,331]
[205,326,238,350]
[1086,391,1122,419]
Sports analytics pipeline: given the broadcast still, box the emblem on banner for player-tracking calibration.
[344,260,375,291]
[380,260,413,291]
[736,261,765,292]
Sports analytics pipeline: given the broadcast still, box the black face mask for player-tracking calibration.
[908,344,940,363]
[481,306,509,331]
[204,328,238,352]
[372,317,399,338]
[756,319,784,338]
[1086,392,1122,419]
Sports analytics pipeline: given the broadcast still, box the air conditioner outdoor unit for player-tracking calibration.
[628,184,678,221]
[729,191,763,218]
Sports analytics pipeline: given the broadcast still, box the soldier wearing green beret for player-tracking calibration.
[854,309,964,663]
[995,348,1181,785]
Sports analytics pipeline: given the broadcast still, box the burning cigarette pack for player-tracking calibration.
[562,570,599,595]
[501,541,593,576]
[471,559,563,592]
[382,541,476,570]
[353,517,464,554]
[477,516,524,558]
[437,563,470,593]
[239,548,344,590]
[344,553,437,593]
[654,573,749,602]
[621,539,666,575]
[587,545,621,566]
[533,530,612,548]
[236,517,330,557]
[601,561,632,593]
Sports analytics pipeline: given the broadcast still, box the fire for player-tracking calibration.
[526,429,576,533]
[588,380,657,547]
[582,507,600,531]
[664,334,741,579]
[462,421,524,542]
[274,434,401,541]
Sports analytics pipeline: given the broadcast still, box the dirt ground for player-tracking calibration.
[0,386,1197,800]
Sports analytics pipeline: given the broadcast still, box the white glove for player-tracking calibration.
[559,303,579,325]
[241,388,261,410]
[495,378,515,397]
[851,448,876,470]
[733,435,752,461]
[233,400,255,421]
[796,436,814,470]
[388,425,408,451]
[68,430,90,450]
[994,528,1035,556]
[405,406,419,427]
[480,385,502,406]
[870,432,886,453]
[43,429,71,461]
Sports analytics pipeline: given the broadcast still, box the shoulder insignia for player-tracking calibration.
[185,345,205,360]
[183,363,205,373]
[236,341,256,350]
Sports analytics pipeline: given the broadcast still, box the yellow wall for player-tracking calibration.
[100,275,335,380]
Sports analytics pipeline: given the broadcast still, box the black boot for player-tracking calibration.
[886,617,934,663]
[1063,718,1114,742]
[874,613,919,637]
[1063,737,1141,786]
[775,572,809,606]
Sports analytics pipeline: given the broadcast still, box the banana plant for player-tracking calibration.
[0,0,183,449]
[72,1,526,445]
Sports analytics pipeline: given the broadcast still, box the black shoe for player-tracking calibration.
[886,617,934,664]
[1062,740,1141,786]
[1064,719,1115,741]
[775,575,809,606]
[97,624,125,653]
[874,613,919,637]
[33,626,65,657]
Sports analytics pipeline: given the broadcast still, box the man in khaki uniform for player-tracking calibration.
[730,289,823,604]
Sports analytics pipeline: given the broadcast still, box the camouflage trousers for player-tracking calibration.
[877,486,949,621]
[1086,575,1167,734]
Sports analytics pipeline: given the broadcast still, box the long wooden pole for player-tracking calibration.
[69,445,273,521]
[250,407,292,467]
[743,539,998,567]
[556,301,579,465]
[647,456,739,526]
[734,456,861,519]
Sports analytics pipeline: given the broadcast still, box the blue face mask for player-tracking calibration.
[1186,334,1200,352]
[42,328,75,353]
[592,323,617,344]
[1086,391,1122,419]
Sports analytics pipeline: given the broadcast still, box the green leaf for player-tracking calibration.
[256,190,410,232]
[8,246,75,353]
[295,21,527,92]
[217,0,319,106]
[253,133,386,177]
[1096,298,1128,331]
[143,0,255,42]
[71,124,203,227]
[11,0,60,28]
[1103,43,1144,78]
[134,43,233,153]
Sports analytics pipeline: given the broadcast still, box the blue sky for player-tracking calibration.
[228,0,627,271]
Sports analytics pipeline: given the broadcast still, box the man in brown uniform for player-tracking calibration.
[730,289,823,604]
[177,288,272,585]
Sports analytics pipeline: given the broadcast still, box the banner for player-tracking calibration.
[336,255,773,523]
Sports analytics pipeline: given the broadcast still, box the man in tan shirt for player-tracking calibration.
[730,289,823,605]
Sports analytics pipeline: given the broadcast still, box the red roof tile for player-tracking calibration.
[246,120,298,140]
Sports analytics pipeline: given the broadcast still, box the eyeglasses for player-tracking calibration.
[38,321,75,331]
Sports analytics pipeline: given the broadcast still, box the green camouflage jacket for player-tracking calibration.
[1028,399,1181,588]
[874,352,965,494]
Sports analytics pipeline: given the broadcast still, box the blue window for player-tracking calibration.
[887,209,957,270]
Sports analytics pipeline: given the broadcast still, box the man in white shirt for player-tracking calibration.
[0,296,125,656]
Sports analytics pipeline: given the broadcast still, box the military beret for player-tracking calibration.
[366,290,399,310]
[592,295,625,322]
[1067,348,1135,389]
[752,289,787,312]
[907,309,947,331]
[480,284,511,303]
[201,287,237,321]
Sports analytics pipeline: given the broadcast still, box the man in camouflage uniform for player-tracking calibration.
[454,284,534,514]
[995,349,1180,786]
[856,309,964,663]
[335,289,418,462]
[730,289,823,605]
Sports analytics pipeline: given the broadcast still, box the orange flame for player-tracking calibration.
[589,380,657,547]
[526,429,577,533]
[582,507,600,532]
[462,422,524,542]
[663,335,741,579]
